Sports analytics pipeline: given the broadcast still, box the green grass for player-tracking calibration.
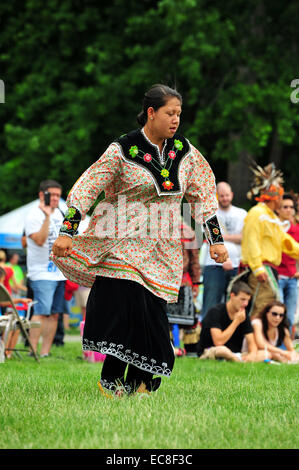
[0,337,298,449]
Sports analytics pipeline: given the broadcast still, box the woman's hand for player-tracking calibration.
[209,244,228,264]
[257,272,268,283]
[280,350,293,361]
[52,235,73,257]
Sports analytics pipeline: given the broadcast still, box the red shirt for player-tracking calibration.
[64,280,79,300]
[278,223,299,277]
[3,266,13,294]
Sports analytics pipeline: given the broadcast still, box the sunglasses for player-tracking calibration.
[270,311,285,318]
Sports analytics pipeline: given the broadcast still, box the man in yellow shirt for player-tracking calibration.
[241,163,299,317]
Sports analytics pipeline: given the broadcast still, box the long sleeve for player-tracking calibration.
[241,211,265,275]
[184,146,218,225]
[281,231,299,259]
[59,144,121,237]
[184,146,223,245]
[67,143,121,219]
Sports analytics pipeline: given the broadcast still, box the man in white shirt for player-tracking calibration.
[201,182,247,319]
[25,180,65,357]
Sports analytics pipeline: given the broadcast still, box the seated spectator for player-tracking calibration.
[0,267,32,358]
[252,301,299,363]
[0,250,27,295]
[6,252,27,296]
[197,281,266,362]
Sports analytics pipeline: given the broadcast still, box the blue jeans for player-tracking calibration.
[30,280,65,316]
[201,266,238,320]
[278,277,298,328]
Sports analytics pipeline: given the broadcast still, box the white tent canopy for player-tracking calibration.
[0,199,90,249]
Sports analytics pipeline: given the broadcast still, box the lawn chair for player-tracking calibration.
[0,284,40,363]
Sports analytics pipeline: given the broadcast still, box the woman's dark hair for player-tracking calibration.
[257,301,289,346]
[282,193,296,210]
[282,193,295,202]
[137,84,182,127]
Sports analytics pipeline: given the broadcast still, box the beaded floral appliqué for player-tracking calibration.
[203,215,224,245]
[128,139,183,191]
[59,206,82,238]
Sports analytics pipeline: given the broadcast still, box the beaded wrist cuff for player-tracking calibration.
[203,215,224,245]
[59,206,82,238]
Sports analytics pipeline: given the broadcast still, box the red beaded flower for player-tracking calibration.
[168,151,176,160]
[143,153,152,162]
[63,221,72,230]
[162,181,174,190]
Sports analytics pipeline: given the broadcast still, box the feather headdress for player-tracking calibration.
[247,160,284,202]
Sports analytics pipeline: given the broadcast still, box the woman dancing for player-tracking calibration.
[52,84,228,397]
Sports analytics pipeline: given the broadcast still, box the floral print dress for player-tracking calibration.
[51,128,218,303]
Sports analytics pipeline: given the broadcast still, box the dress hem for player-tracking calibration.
[82,338,173,377]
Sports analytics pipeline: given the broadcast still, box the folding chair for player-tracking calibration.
[0,284,40,363]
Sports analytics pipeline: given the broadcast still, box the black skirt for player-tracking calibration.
[82,276,175,377]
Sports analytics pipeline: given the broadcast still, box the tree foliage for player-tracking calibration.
[0,0,298,214]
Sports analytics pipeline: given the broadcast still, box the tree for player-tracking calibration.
[0,0,298,214]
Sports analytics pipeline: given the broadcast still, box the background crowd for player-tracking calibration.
[1,169,299,365]
[169,171,299,364]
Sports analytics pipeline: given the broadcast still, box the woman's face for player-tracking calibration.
[278,198,295,221]
[266,305,285,328]
[149,97,182,140]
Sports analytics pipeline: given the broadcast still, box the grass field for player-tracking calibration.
[0,336,298,450]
